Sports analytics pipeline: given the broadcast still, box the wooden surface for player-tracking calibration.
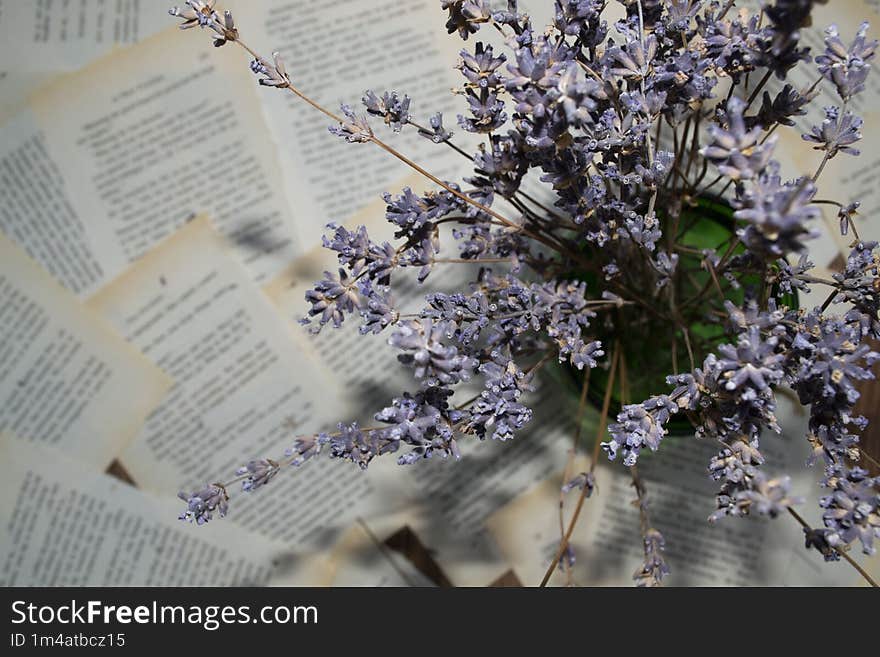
[384,526,453,587]
[489,570,524,587]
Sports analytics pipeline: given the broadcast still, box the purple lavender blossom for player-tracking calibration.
[734,163,819,257]
[418,112,454,143]
[603,395,678,466]
[304,268,361,331]
[178,484,228,524]
[802,107,863,159]
[562,471,595,496]
[633,528,669,587]
[389,319,478,386]
[249,52,290,87]
[710,471,802,522]
[328,104,373,143]
[465,357,533,441]
[752,84,815,129]
[167,0,880,588]
[837,201,860,236]
[376,388,463,464]
[701,98,776,181]
[816,22,877,100]
[831,241,880,338]
[236,459,280,492]
[803,527,841,561]
[362,90,411,131]
[820,466,880,555]
[442,0,492,40]
[169,1,216,29]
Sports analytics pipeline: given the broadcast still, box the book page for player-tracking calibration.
[263,195,580,585]
[0,232,170,468]
[0,0,167,71]
[0,71,53,121]
[26,27,302,288]
[87,216,389,550]
[380,409,575,586]
[0,110,105,296]
[765,0,880,246]
[229,0,477,247]
[487,398,880,586]
[0,433,323,586]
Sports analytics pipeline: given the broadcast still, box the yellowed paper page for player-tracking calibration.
[263,194,580,585]
[0,0,168,72]
[0,72,54,122]
[0,433,323,586]
[0,110,105,296]
[487,399,879,586]
[87,216,394,551]
[765,1,880,246]
[0,233,170,468]
[27,26,302,288]
[229,0,479,247]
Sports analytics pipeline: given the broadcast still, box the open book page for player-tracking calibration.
[86,216,392,551]
[0,232,170,469]
[377,402,575,586]
[345,385,576,586]
[0,110,106,296]
[487,397,879,586]
[263,193,582,585]
[0,0,167,72]
[0,72,53,121]
[0,433,326,586]
[766,0,880,246]
[25,27,302,289]
[228,0,479,247]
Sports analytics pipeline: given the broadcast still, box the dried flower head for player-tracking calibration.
[166,1,880,588]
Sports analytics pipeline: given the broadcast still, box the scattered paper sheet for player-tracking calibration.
[0,110,105,296]
[0,433,326,586]
[487,398,879,586]
[0,71,53,121]
[0,0,168,72]
[22,26,302,290]
[263,192,583,585]
[0,232,170,469]
[765,0,880,246]
[1,0,876,589]
[229,0,479,247]
[87,216,393,551]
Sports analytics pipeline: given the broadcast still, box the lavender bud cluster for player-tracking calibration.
[168,0,880,585]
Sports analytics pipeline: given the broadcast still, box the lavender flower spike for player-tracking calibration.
[165,0,880,589]
[633,528,670,588]
[169,1,216,29]
[236,459,281,492]
[329,104,374,143]
[250,52,291,87]
[802,107,863,159]
[603,395,678,466]
[701,98,776,181]
[178,484,228,525]
[816,22,877,100]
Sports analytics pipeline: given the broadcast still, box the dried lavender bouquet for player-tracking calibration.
[169,1,879,586]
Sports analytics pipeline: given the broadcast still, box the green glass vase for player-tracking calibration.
[559,196,798,435]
